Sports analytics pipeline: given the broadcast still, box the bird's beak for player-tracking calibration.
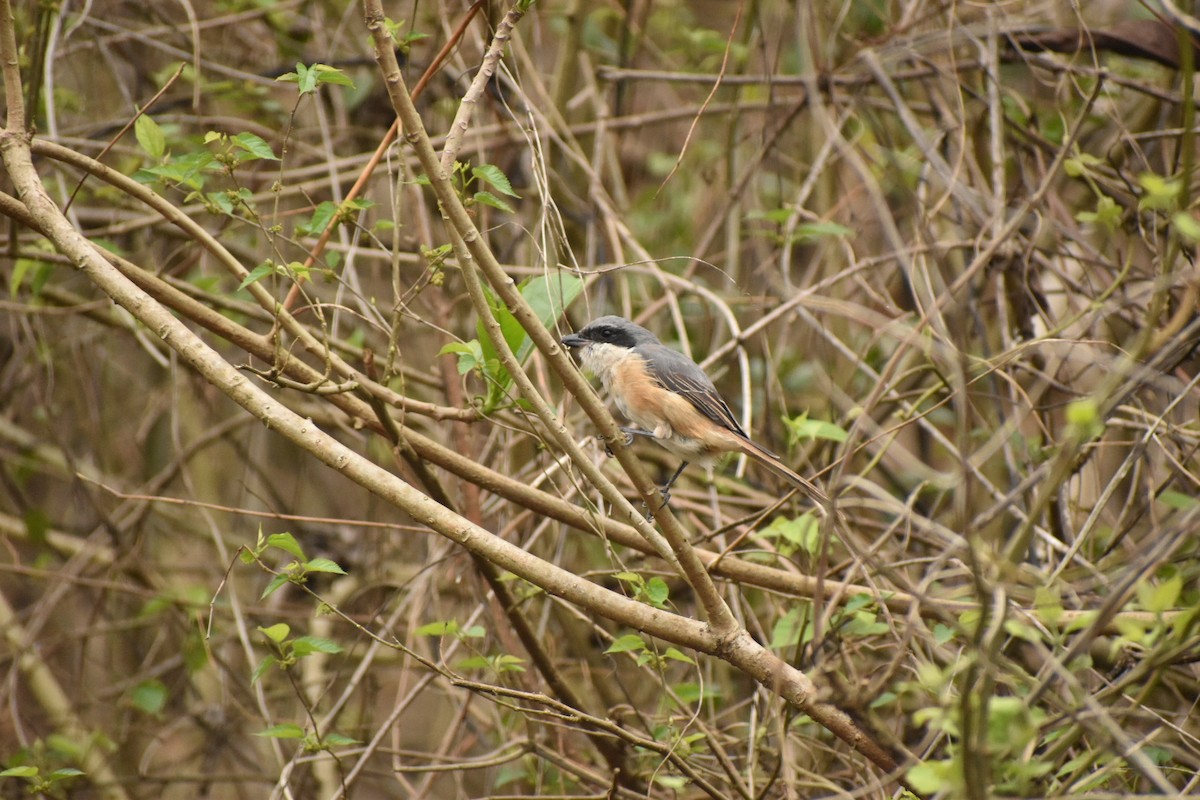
[561,333,587,349]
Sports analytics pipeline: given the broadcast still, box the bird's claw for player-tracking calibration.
[639,486,672,522]
[601,431,635,457]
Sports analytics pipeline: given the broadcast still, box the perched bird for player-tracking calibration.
[561,315,828,508]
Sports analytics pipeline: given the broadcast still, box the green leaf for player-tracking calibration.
[135,114,166,160]
[613,571,644,587]
[280,62,355,93]
[933,623,956,645]
[492,654,526,673]
[605,634,646,654]
[462,273,583,411]
[415,620,460,637]
[674,682,721,704]
[870,691,897,708]
[231,132,279,161]
[760,514,820,556]
[746,208,794,224]
[130,679,168,715]
[1138,172,1182,211]
[1142,745,1173,766]
[1034,585,1063,627]
[1065,609,1099,633]
[261,573,289,599]
[438,340,484,376]
[456,655,490,670]
[1076,195,1121,232]
[644,577,670,607]
[1065,398,1104,441]
[782,413,848,444]
[46,768,84,779]
[134,150,217,190]
[309,63,355,88]
[0,766,39,778]
[515,273,584,363]
[987,696,1042,750]
[1157,490,1198,510]
[1137,573,1183,614]
[304,557,347,575]
[1172,211,1200,243]
[472,163,520,197]
[266,532,306,560]
[322,732,361,747]
[1063,152,1103,178]
[770,606,812,649]
[259,623,290,643]
[1040,112,1065,145]
[297,201,338,236]
[239,262,277,291]
[256,723,306,739]
[473,190,515,214]
[251,655,277,683]
[843,610,889,637]
[791,221,853,242]
[1003,619,1043,643]
[663,647,695,665]
[290,636,345,656]
[907,759,955,794]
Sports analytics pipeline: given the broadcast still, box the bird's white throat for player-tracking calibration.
[575,342,636,395]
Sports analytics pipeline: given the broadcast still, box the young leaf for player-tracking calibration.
[790,221,853,242]
[770,606,812,649]
[415,620,461,637]
[1137,573,1183,614]
[259,623,290,643]
[130,679,168,715]
[492,654,526,673]
[266,532,307,560]
[251,655,278,683]
[298,201,338,236]
[256,723,306,739]
[231,132,279,162]
[261,573,290,599]
[472,164,520,197]
[239,262,277,291]
[515,273,584,363]
[663,647,695,665]
[606,634,646,654]
[310,64,355,88]
[322,732,361,747]
[135,114,166,160]
[303,557,347,575]
[473,190,515,214]
[290,636,345,656]
[438,341,484,376]
[782,413,848,444]
[644,577,670,607]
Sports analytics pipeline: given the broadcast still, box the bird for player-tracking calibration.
[561,315,829,509]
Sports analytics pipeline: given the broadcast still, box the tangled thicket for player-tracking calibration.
[1,2,1198,799]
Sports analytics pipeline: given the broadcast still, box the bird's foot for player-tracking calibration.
[601,430,636,457]
[644,487,672,521]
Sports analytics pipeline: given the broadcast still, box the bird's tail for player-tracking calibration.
[737,437,832,511]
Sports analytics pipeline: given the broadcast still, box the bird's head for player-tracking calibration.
[561,316,660,351]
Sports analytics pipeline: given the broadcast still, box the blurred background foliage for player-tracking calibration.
[1,0,1199,797]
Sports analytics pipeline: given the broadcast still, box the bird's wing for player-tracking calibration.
[638,345,752,440]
